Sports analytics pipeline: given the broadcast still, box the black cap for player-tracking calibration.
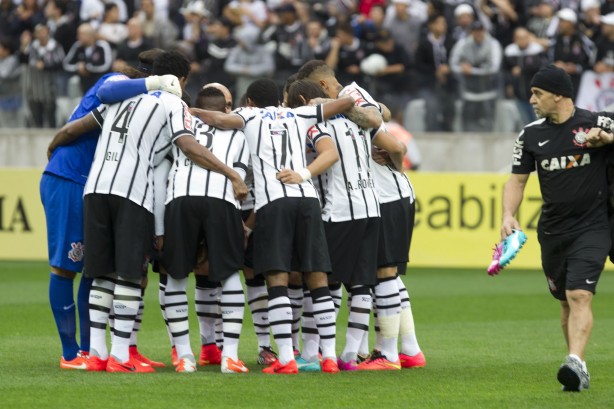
[529,64,574,98]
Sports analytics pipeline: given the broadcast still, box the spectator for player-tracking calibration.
[0,0,16,44]
[306,17,330,61]
[478,0,519,48]
[549,8,596,99]
[365,29,411,104]
[136,0,179,49]
[186,17,237,100]
[79,0,105,29]
[415,14,457,131]
[44,0,77,55]
[525,0,557,48]
[8,0,44,38]
[451,3,476,43]
[0,38,21,126]
[224,23,275,100]
[113,18,152,72]
[357,0,387,17]
[578,0,602,41]
[98,3,128,47]
[177,0,209,61]
[383,0,426,62]
[63,23,113,94]
[326,21,366,86]
[593,12,614,73]
[261,3,313,91]
[353,3,386,44]
[450,20,503,132]
[503,26,546,124]
[223,0,269,29]
[21,24,65,128]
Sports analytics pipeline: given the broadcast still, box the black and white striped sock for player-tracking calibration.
[268,286,294,364]
[109,276,141,363]
[159,275,174,347]
[220,272,244,361]
[397,276,421,356]
[341,285,372,363]
[195,276,219,346]
[288,285,303,353]
[165,276,192,359]
[129,289,145,347]
[89,276,116,359]
[310,286,336,361]
[301,289,319,361]
[246,278,270,350]
[374,277,401,362]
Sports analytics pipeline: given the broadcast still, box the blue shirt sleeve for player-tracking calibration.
[96,78,148,104]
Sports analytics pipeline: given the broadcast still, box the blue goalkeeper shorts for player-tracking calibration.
[40,173,85,272]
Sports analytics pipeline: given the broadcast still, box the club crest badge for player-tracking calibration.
[572,128,588,147]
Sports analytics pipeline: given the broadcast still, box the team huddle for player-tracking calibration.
[43,49,424,374]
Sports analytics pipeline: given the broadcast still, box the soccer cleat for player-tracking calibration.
[176,357,197,373]
[257,346,278,365]
[498,229,527,268]
[399,352,426,368]
[357,350,401,371]
[86,355,108,371]
[60,352,89,370]
[357,352,371,364]
[487,243,503,276]
[171,346,179,367]
[199,344,222,366]
[558,356,590,392]
[293,348,300,357]
[262,359,299,374]
[296,356,321,372]
[337,357,359,371]
[129,346,166,368]
[321,358,340,373]
[221,356,249,373]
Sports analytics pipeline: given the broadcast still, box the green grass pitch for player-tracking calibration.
[1,261,614,408]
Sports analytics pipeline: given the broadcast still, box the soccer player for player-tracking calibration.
[297,60,425,369]
[161,85,251,374]
[48,51,247,373]
[500,64,614,391]
[192,78,356,374]
[41,48,180,370]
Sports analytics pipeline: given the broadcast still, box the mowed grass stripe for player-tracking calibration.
[1,262,613,408]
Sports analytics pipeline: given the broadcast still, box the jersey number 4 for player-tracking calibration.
[111,101,136,144]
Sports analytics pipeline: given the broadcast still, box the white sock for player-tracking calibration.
[398,276,421,356]
[374,278,401,362]
[109,276,141,363]
[165,276,193,359]
[220,272,244,360]
[89,276,115,359]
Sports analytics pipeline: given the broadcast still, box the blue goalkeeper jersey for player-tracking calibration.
[44,72,126,185]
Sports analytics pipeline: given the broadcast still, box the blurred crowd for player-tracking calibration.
[2,0,614,131]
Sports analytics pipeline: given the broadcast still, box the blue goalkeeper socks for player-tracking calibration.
[49,273,79,360]
[77,276,93,353]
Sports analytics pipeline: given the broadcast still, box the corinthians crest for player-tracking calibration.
[572,128,588,147]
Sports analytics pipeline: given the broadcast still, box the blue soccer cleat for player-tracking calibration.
[498,229,527,268]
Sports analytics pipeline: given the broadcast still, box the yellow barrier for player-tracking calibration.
[0,169,599,270]
[0,169,47,260]
[409,173,543,269]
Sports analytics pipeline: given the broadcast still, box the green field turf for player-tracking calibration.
[1,261,613,409]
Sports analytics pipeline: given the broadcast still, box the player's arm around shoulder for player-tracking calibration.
[190,107,245,129]
[47,113,101,159]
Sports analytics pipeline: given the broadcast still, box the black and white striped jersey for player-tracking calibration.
[235,105,331,211]
[241,162,256,211]
[85,91,194,213]
[341,82,416,205]
[320,115,380,222]
[166,117,249,208]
